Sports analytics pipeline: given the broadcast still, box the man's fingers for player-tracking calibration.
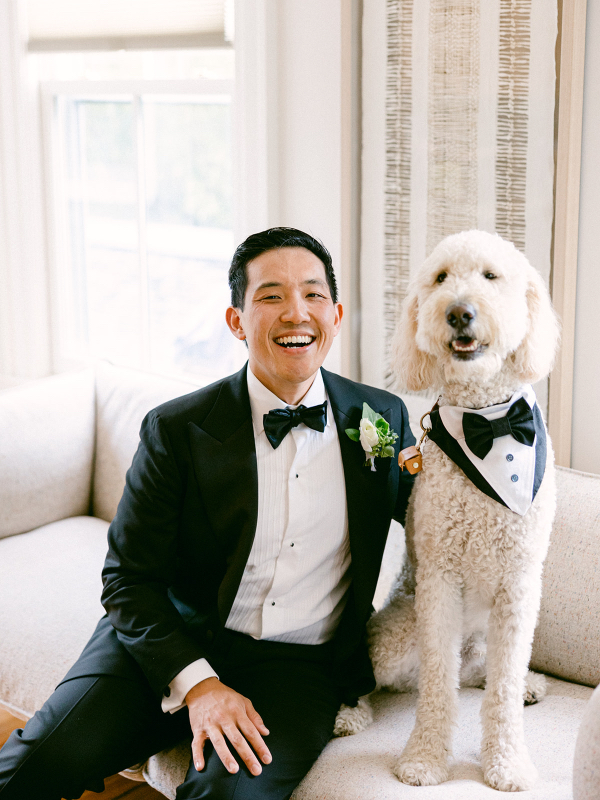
[238,718,272,765]
[192,731,208,772]
[246,702,270,737]
[222,724,264,776]
[208,729,240,774]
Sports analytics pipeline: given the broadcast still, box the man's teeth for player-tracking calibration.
[275,335,314,347]
[452,338,479,352]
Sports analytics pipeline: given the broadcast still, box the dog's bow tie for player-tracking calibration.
[462,397,535,460]
[263,401,328,449]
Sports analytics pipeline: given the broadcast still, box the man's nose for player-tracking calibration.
[446,302,476,331]
[281,296,311,322]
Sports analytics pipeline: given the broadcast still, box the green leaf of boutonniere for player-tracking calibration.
[362,402,379,425]
[345,428,360,442]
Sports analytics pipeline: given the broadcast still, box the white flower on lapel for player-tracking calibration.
[346,402,399,471]
[359,419,379,452]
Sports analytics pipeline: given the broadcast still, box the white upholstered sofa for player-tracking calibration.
[0,362,599,799]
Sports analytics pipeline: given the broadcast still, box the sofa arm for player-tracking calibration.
[573,684,600,800]
[0,369,95,538]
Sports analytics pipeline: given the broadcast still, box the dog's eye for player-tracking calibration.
[484,272,497,280]
[435,272,447,284]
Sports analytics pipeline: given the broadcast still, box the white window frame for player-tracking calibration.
[40,77,234,376]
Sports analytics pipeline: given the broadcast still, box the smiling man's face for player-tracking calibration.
[225,246,343,403]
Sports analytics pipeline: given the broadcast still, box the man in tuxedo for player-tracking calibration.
[0,228,415,800]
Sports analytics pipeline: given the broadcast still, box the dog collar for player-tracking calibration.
[428,386,547,516]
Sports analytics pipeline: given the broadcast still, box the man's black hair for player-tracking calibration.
[228,227,338,309]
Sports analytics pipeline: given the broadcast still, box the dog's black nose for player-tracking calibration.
[446,303,476,330]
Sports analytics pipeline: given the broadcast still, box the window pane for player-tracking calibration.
[55,90,242,382]
[143,98,237,380]
[62,97,143,365]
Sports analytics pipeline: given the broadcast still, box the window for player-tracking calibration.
[39,49,245,384]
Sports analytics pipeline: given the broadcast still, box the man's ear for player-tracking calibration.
[225,306,246,340]
[333,303,343,336]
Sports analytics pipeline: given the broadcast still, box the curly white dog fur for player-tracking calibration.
[334,231,560,792]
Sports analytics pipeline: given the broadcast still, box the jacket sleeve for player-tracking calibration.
[101,409,208,697]
[393,399,417,526]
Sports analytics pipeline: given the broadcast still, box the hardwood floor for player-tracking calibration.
[0,708,165,799]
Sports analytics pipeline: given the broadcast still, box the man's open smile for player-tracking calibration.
[274,335,316,349]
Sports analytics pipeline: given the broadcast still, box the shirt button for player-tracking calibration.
[290,542,295,547]
[296,474,299,478]
[506,454,514,462]
[271,601,275,606]
[511,474,518,482]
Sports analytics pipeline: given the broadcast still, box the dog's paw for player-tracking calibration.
[394,756,449,786]
[523,671,547,705]
[333,697,373,737]
[483,753,538,792]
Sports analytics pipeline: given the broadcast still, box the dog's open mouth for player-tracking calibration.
[449,336,487,360]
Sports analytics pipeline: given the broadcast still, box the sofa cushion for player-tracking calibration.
[0,370,95,539]
[93,362,200,522]
[0,516,108,718]
[531,466,600,687]
[143,677,591,799]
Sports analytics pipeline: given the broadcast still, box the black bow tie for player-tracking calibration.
[263,401,328,449]
[462,396,535,460]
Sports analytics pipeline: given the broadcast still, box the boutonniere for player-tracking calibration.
[346,402,398,471]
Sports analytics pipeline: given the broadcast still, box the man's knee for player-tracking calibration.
[176,751,309,800]
[0,673,179,800]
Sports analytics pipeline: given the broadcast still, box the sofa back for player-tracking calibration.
[92,362,200,522]
[0,370,95,538]
[531,465,600,687]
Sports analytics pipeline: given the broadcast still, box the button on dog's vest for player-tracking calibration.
[511,474,518,482]
[506,454,514,462]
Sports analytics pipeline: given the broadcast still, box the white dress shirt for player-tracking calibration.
[438,384,539,516]
[162,367,350,713]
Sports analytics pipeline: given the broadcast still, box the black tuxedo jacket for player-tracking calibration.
[65,365,415,706]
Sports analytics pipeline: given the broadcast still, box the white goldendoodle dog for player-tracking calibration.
[335,230,560,792]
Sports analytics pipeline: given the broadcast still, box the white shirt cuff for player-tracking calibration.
[161,658,219,714]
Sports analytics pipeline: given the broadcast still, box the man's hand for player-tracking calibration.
[185,677,272,775]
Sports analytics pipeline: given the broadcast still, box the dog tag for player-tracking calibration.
[398,445,422,474]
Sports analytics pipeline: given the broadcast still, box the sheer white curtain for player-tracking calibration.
[0,0,50,385]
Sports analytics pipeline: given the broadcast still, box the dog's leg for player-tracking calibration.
[395,568,462,786]
[524,670,547,705]
[369,591,419,691]
[459,631,487,688]
[480,572,542,792]
[333,695,374,737]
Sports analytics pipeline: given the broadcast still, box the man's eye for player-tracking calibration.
[435,272,447,284]
[484,272,497,280]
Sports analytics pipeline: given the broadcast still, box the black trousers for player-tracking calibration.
[0,624,342,800]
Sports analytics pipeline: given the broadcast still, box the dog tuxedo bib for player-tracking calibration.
[427,385,546,516]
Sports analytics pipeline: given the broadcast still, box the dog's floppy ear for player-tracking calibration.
[511,265,561,384]
[392,289,437,392]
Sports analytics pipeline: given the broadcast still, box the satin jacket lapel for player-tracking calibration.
[322,370,399,625]
[187,364,258,624]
